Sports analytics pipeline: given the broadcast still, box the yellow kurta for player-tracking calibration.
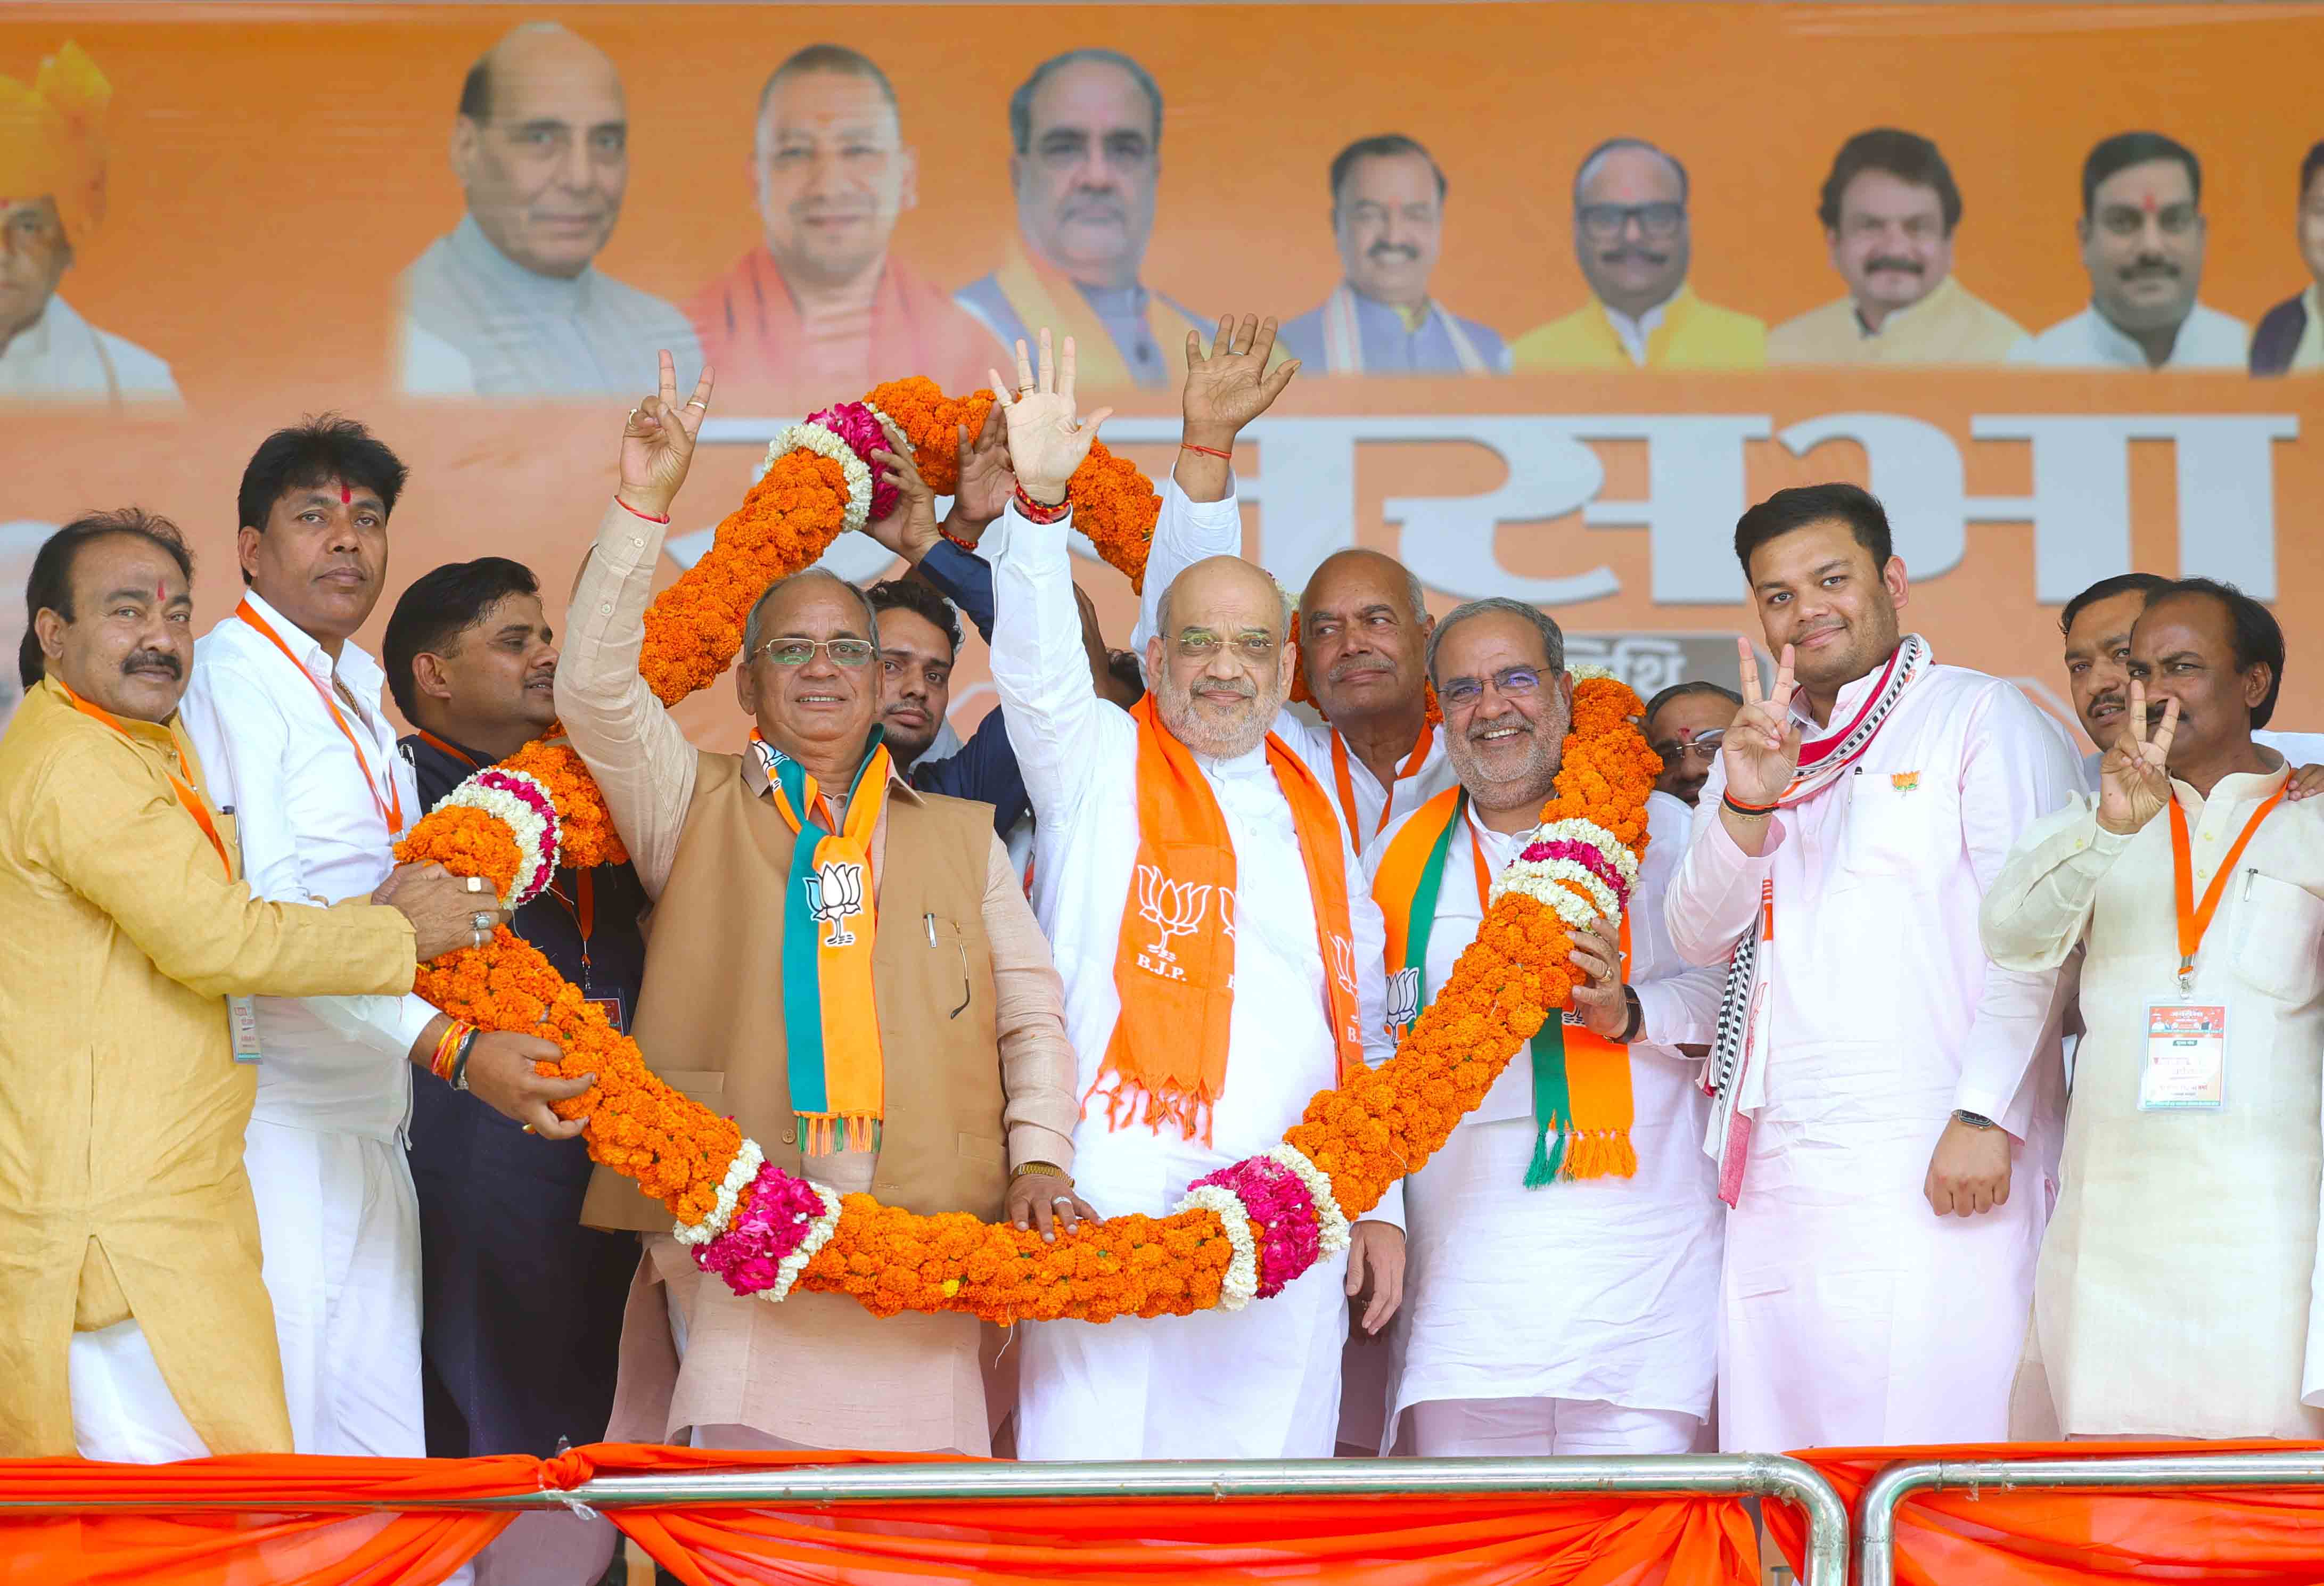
[0,678,419,1456]
[1767,274,2026,365]
[1509,285,1765,369]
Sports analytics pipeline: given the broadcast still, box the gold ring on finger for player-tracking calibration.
[685,397,708,408]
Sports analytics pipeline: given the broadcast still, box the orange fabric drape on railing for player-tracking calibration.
[1768,1440,2324,1585]
[0,1443,1761,1586]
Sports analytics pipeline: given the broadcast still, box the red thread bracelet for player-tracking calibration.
[1013,483,1070,524]
[1721,791,1778,817]
[1180,441,1233,461]
[614,496,670,524]
[939,525,984,552]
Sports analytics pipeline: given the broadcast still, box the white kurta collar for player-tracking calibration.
[1194,738,1272,779]
[2170,747,2291,821]
[240,585,388,707]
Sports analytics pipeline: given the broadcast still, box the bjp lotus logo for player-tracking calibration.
[1328,933,1359,999]
[1385,966,1421,1034]
[1134,864,1211,967]
[804,860,866,948]
[1891,771,1921,793]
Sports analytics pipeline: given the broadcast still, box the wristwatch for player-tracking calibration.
[1951,1109,1998,1130]
[1619,987,1644,1043]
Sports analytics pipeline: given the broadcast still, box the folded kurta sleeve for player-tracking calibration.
[28,738,416,1000]
[1980,798,2125,972]
[1949,688,2083,1130]
[554,499,702,899]
[981,831,1080,1170]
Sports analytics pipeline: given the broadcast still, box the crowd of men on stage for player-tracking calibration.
[8,315,2324,1586]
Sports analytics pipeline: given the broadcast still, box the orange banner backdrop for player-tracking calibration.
[0,1444,1760,1586]
[1769,1441,2324,1585]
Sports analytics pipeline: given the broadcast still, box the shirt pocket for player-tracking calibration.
[1838,769,1955,889]
[2229,872,2324,1007]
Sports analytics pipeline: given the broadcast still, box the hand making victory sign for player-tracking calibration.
[2096,679,2180,836]
[989,328,1113,507]
[617,350,716,521]
[1718,638,1802,855]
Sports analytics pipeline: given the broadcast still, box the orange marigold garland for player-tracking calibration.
[396,381,1655,1324]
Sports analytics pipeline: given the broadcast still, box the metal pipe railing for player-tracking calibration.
[1858,1449,2324,1586]
[0,1453,1851,1586]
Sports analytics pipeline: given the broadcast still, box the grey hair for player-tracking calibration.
[1302,547,1428,626]
[1572,136,1689,206]
[1424,597,1565,686]
[742,568,881,660]
[1008,47,1163,155]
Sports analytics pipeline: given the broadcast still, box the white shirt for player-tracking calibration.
[1662,648,2084,1449]
[1130,478,1459,847]
[1604,298,1669,368]
[180,590,432,1139]
[1983,755,2324,1437]
[0,294,178,404]
[1368,790,1726,1427]
[2009,301,2249,369]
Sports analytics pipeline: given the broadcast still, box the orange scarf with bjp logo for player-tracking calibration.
[1097,694,1364,1144]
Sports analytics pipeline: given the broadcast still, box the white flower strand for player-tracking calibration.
[1176,1184,1261,1311]
[763,423,876,536]
[673,1139,766,1247]
[1265,1144,1351,1259]
[1524,817,1641,885]
[439,778,555,910]
[1493,858,1623,931]
[758,1180,847,1304]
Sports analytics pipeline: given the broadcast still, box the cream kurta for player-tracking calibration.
[0,679,415,1457]
[988,497,1402,1461]
[556,498,1077,1456]
[1982,758,2324,1438]
[1767,274,2026,364]
[1665,650,2083,1450]
[1373,790,1726,1449]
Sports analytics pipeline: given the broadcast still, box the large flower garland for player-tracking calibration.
[396,380,1659,1323]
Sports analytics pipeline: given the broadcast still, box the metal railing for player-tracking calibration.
[1857,1449,2324,1586]
[0,1454,1851,1586]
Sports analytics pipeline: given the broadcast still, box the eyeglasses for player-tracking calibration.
[1653,732,1724,769]
[1438,666,1541,710]
[752,636,876,668]
[1173,630,1277,664]
[1576,201,1686,241]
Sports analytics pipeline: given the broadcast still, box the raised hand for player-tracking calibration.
[948,401,1016,533]
[618,351,715,520]
[2097,679,2178,835]
[862,416,940,562]
[988,329,1113,507]
[1722,637,1803,809]
[1182,313,1299,449]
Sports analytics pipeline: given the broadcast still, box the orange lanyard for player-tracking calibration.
[236,598,405,834]
[56,682,234,880]
[2168,788,2284,990]
[1331,721,1435,840]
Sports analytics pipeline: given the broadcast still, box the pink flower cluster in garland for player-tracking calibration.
[1187,1155,1325,1299]
[1519,837,1630,913]
[693,1162,839,1299]
[477,769,562,908]
[803,401,900,522]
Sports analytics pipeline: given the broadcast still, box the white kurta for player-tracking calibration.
[0,293,178,405]
[1663,651,2082,1450]
[1131,478,1459,845]
[1983,758,2324,1438]
[987,499,1401,1461]
[180,592,435,1459]
[1371,790,1726,1451]
[2008,302,2249,368]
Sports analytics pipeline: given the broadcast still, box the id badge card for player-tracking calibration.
[227,995,263,1064]
[586,993,627,1036]
[2141,1001,2226,1110]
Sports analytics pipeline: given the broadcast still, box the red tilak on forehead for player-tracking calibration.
[2142,192,2159,215]
[155,580,167,602]
[340,483,352,505]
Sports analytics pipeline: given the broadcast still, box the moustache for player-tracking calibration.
[1465,718,1535,744]
[122,648,182,680]
[1327,658,1395,683]
[1598,245,1668,266]
[2121,259,2181,280]
[1062,196,1124,221]
[1865,256,1924,275]
[1192,678,1257,702]
[1367,244,1420,262]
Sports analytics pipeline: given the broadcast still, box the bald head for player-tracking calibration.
[1149,555,1293,759]
[1298,547,1432,732]
[453,23,629,280]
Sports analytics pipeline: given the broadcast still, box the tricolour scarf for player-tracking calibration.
[752,730,894,1155]
[1099,694,1364,1144]
[1705,634,1928,1204]
[1373,786,1636,1186]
